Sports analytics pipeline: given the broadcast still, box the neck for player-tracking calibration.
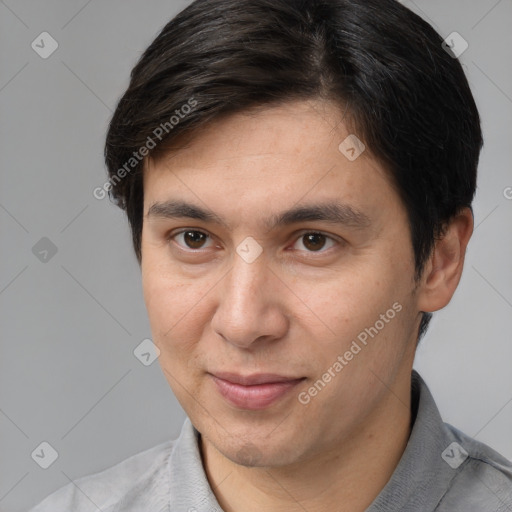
[200,371,412,512]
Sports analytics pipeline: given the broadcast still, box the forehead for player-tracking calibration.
[154,101,349,163]
[142,100,399,225]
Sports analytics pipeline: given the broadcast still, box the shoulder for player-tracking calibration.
[28,439,174,512]
[437,423,512,510]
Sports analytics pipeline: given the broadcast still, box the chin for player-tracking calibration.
[231,441,266,466]
[216,434,304,469]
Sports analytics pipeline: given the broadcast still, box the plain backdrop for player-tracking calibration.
[1,1,511,511]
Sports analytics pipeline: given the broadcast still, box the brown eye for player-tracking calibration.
[292,232,336,253]
[174,230,210,250]
[302,233,327,251]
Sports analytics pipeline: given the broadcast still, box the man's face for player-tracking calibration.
[141,100,422,467]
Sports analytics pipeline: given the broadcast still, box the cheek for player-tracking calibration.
[142,244,190,326]
[294,258,413,368]
[142,268,196,349]
[296,266,388,333]
[142,263,223,376]
[142,268,171,329]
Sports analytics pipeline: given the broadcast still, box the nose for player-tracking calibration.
[210,250,288,350]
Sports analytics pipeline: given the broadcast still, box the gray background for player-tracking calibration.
[0,1,511,511]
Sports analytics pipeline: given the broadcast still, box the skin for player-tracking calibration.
[140,99,473,512]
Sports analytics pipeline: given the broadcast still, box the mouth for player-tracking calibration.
[208,372,306,410]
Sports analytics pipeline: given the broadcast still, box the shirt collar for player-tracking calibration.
[168,415,223,511]
[167,370,459,511]
[366,370,461,511]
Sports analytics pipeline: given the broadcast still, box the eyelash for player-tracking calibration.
[168,229,340,255]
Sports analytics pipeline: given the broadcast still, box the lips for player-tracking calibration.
[209,372,306,410]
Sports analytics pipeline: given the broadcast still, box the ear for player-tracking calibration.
[417,207,474,313]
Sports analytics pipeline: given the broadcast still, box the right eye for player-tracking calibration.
[170,229,214,251]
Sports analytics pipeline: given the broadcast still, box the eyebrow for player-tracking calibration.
[146,199,371,231]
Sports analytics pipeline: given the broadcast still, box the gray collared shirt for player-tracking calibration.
[29,371,512,511]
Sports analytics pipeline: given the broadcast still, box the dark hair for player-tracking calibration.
[104,0,482,340]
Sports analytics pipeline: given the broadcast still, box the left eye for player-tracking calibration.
[292,232,336,252]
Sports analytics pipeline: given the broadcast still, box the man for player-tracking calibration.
[30,0,512,510]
